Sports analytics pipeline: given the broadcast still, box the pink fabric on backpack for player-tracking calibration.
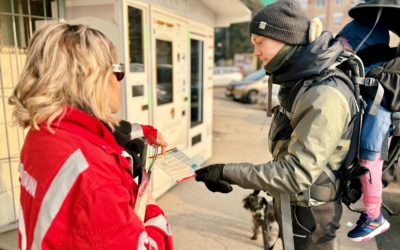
[360,155,383,218]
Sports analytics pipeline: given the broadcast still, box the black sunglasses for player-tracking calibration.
[112,64,125,81]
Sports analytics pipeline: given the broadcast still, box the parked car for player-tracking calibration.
[213,66,243,87]
[257,84,280,110]
[225,69,268,104]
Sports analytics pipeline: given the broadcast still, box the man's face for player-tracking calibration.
[251,34,285,66]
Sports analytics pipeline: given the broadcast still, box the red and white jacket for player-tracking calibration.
[18,106,173,250]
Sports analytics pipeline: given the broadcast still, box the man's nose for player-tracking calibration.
[253,48,261,56]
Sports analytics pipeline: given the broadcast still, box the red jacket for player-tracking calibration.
[18,107,173,250]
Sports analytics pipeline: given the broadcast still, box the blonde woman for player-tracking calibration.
[9,23,172,250]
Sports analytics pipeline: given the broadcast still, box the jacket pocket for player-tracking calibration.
[268,108,293,154]
[308,170,341,202]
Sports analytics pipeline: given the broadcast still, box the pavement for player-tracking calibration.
[0,88,399,250]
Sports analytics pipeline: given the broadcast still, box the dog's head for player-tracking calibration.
[243,193,264,211]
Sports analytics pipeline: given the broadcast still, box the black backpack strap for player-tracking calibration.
[277,79,307,119]
[285,69,361,174]
[383,136,400,184]
[352,76,385,115]
[392,112,400,136]
[289,69,362,203]
[397,42,400,56]
[331,69,365,167]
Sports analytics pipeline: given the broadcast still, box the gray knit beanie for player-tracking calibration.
[249,0,310,45]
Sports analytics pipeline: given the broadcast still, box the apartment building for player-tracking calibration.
[299,0,355,34]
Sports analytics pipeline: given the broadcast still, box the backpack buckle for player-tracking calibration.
[363,78,378,87]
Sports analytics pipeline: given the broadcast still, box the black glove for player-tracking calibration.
[113,120,144,178]
[195,164,233,193]
[123,140,144,178]
[113,120,132,146]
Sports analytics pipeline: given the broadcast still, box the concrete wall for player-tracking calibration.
[136,0,215,27]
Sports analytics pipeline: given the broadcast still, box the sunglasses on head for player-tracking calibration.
[112,63,125,81]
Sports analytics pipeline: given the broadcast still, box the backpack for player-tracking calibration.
[338,48,400,216]
[276,48,400,215]
[341,0,400,215]
[321,49,400,215]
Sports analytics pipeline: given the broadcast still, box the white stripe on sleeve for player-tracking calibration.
[148,237,159,250]
[19,206,27,250]
[131,123,144,139]
[144,214,172,236]
[31,149,89,250]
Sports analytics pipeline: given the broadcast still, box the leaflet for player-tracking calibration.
[152,148,196,182]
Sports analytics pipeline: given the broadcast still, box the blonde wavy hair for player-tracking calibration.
[9,22,119,131]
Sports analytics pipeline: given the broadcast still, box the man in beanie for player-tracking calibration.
[195,0,358,249]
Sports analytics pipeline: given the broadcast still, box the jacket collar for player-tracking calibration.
[272,32,344,86]
[43,106,124,155]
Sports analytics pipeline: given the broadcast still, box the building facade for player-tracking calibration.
[302,0,355,34]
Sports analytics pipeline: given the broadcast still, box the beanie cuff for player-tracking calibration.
[250,21,310,45]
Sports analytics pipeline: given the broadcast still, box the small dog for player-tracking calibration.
[242,190,276,245]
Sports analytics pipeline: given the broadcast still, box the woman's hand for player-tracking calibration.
[156,132,168,154]
[146,190,157,205]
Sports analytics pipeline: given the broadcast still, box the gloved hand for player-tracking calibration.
[124,138,145,177]
[113,120,144,178]
[113,120,132,146]
[195,164,233,193]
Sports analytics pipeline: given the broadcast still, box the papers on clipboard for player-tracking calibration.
[135,147,195,222]
[151,147,196,182]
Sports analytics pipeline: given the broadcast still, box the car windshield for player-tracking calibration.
[244,69,265,81]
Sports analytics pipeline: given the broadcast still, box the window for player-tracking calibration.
[190,39,203,128]
[317,14,326,26]
[336,0,344,5]
[316,0,326,8]
[333,12,343,26]
[12,0,53,17]
[0,0,57,48]
[156,40,173,105]
[128,6,144,72]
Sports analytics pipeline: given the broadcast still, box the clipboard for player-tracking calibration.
[134,146,196,221]
[134,142,152,222]
[150,147,196,182]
